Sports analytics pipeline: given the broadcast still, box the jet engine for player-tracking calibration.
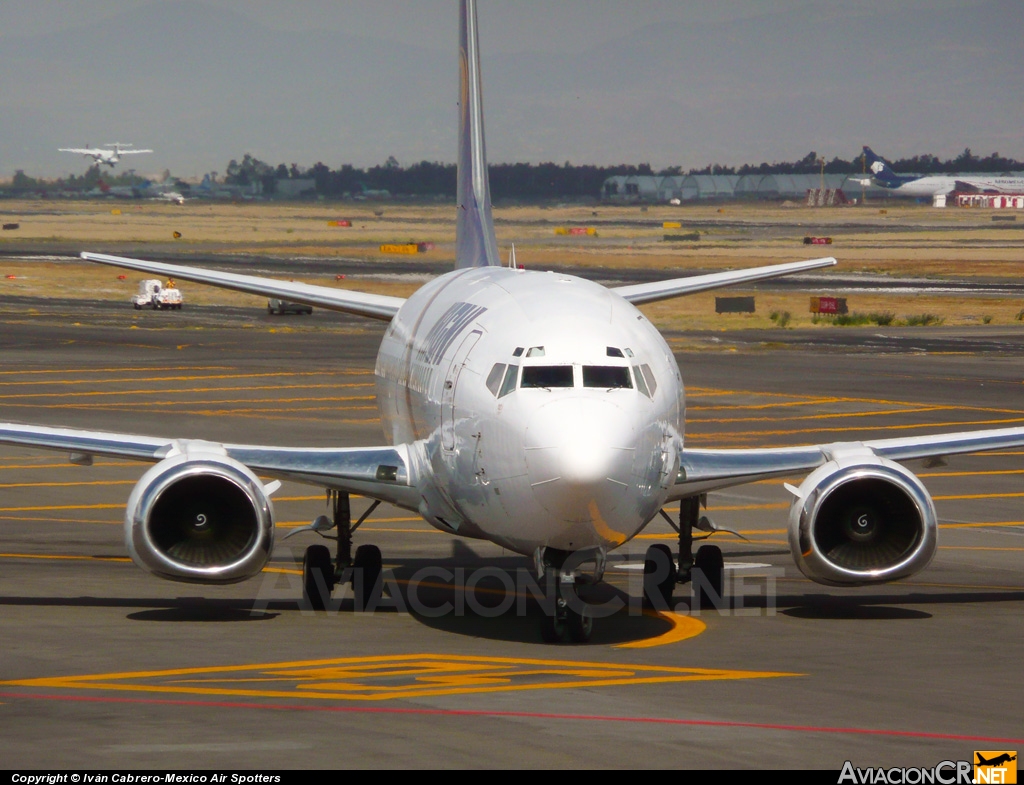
[788,451,937,585]
[124,451,275,584]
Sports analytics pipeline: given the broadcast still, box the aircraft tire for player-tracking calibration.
[642,543,676,610]
[352,544,382,612]
[302,544,334,611]
[566,607,592,643]
[540,613,568,644]
[694,544,724,610]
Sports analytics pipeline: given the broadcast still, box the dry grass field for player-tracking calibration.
[1,198,1022,330]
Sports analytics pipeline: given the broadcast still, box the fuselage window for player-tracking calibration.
[498,364,519,397]
[640,363,658,395]
[521,365,573,388]
[583,366,632,389]
[633,365,651,397]
[486,363,507,397]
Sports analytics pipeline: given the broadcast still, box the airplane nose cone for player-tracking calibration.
[524,398,635,524]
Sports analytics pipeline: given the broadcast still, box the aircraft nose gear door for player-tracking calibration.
[442,330,482,451]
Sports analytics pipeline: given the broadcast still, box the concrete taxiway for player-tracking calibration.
[1,293,1022,769]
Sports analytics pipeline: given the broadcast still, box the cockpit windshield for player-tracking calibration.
[583,366,632,389]
[521,366,574,389]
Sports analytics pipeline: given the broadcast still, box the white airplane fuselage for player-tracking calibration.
[879,174,1024,197]
[375,266,684,557]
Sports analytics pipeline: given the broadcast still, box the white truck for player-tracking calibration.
[131,279,183,310]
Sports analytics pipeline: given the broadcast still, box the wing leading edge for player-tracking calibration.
[614,257,836,305]
[0,422,418,510]
[672,426,1024,498]
[81,252,405,321]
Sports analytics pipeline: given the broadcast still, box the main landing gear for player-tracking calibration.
[538,548,594,644]
[643,495,728,611]
[291,491,383,611]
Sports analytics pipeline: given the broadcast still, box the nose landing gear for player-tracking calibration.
[537,548,594,644]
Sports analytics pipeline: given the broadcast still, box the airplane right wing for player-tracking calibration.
[613,257,836,305]
[81,252,405,321]
[671,425,1024,497]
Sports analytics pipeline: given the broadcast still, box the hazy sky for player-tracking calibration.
[1,0,1018,180]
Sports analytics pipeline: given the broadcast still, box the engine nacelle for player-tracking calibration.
[125,450,275,584]
[788,451,937,586]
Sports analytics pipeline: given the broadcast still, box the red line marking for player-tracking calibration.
[2,691,1021,744]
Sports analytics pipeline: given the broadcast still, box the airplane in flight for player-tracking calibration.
[58,142,153,169]
[860,146,1024,198]
[6,1,1024,643]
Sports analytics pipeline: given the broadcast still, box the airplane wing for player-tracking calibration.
[671,426,1024,497]
[119,149,154,155]
[613,257,836,305]
[81,252,404,321]
[59,148,100,155]
[0,422,418,510]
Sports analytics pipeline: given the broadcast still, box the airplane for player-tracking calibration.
[58,142,153,169]
[859,146,1024,198]
[6,0,1024,643]
[976,754,1016,767]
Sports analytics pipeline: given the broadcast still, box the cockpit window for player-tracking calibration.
[633,365,651,397]
[486,363,506,396]
[640,363,658,395]
[498,364,519,398]
[583,366,632,389]
[521,365,574,388]
[512,347,524,357]
[606,347,624,358]
[526,346,546,357]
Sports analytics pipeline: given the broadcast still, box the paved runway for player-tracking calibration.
[1,294,1022,769]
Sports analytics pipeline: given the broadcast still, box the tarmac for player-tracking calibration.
[1,290,1023,769]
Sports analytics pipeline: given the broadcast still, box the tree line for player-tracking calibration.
[6,148,1022,199]
[224,148,1024,199]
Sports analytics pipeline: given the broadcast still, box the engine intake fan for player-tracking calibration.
[788,452,937,586]
[125,451,275,584]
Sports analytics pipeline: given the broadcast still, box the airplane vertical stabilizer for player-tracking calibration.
[456,0,500,269]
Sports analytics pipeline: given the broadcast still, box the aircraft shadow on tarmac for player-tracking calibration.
[4,576,1024,637]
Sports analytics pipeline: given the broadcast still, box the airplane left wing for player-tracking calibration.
[0,422,418,509]
[671,425,1024,497]
[614,257,836,306]
[81,252,405,321]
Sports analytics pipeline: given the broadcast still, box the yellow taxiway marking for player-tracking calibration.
[0,480,136,489]
[0,654,797,702]
[0,552,130,563]
[0,365,235,377]
[0,383,372,400]
[687,416,1024,441]
[614,612,706,649]
[0,371,371,388]
[0,460,134,470]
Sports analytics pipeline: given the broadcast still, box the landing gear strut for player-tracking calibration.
[643,495,724,610]
[298,491,383,611]
[538,548,593,644]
